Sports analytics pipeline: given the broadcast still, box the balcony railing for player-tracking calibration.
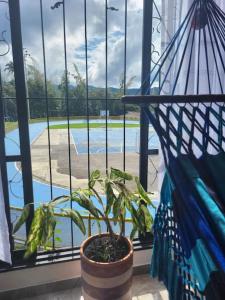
[0,0,161,270]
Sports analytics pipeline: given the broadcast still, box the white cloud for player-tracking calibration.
[1,0,160,89]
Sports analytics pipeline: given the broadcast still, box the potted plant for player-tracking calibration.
[14,168,155,300]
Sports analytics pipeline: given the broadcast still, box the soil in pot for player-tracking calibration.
[84,235,129,263]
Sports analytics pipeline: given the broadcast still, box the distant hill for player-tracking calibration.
[54,83,158,97]
[88,85,158,96]
[88,85,139,95]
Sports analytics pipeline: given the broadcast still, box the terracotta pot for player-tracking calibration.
[80,233,133,300]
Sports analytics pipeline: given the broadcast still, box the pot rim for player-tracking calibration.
[80,233,133,266]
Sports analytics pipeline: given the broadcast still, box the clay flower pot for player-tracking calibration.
[80,233,133,300]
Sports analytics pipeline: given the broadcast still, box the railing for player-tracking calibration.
[0,0,161,269]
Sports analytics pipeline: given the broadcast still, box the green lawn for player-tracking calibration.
[5,122,18,133]
[5,117,140,133]
[49,123,139,129]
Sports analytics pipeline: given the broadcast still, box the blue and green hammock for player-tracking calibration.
[123,0,225,297]
[130,0,225,297]
[145,99,225,299]
[122,94,225,299]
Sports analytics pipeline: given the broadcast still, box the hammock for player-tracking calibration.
[123,0,225,297]
[122,95,225,299]
[148,98,225,300]
[142,0,225,95]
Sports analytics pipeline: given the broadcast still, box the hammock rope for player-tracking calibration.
[123,0,225,298]
[139,0,225,96]
[145,99,225,299]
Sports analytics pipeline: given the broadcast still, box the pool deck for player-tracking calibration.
[30,129,160,193]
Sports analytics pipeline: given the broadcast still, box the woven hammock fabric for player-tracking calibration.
[147,102,225,299]
[137,0,225,297]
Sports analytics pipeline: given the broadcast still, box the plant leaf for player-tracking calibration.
[62,209,86,235]
[89,170,101,188]
[55,237,62,243]
[113,181,130,198]
[45,206,56,241]
[91,169,101,180]
[71,191,99,219]
[129,204,140,227]
[110,168,133,181]
[105,181,115,215]
[25,206,46,258]
[50,196,70,207]
[13,204,31,234]
[140,204,153,231]
[135,177,155,207]
[130,226,138,240]
[113,195,122,220]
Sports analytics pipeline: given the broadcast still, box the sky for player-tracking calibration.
[0,0,161,88]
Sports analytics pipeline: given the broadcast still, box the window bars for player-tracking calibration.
[0,0,159,268]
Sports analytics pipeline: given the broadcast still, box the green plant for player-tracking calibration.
[13,168,155,260]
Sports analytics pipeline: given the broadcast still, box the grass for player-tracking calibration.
[5,122,18,133]
[49,123,139,130]
[5,116,140,133]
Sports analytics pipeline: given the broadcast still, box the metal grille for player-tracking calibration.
[0,0,161,268]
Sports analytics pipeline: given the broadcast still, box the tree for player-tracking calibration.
[3,60,60,119]
[4,61,14,74]
[2,82,17,120]
[2,62,17,120]
[26,63,59,118]
[2,60,139,120]
[70,64,86,116]
[27,65,59,118]
[108,75,137,116]
[58,70,73,116]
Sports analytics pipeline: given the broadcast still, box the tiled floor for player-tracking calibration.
[132,274,168,300]
[22,274,168,300]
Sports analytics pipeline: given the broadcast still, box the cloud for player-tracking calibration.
[0,0,161,88]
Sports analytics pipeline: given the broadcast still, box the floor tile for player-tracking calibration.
[21,274,168,300]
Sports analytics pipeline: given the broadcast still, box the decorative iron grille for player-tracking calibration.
[0,0,161,269]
